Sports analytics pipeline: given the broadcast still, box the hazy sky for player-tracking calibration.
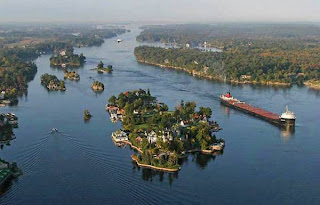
[0,0,319,23]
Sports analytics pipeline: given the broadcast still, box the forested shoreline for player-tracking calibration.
[135,24,320,87]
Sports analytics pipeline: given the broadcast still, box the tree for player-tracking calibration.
[108,95,117,105]
[97,61,104,69]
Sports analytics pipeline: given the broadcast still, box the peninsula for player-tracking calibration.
[107,89,224,172]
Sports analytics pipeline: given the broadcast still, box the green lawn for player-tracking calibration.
[134,124,149,129]
[0,168,11,182]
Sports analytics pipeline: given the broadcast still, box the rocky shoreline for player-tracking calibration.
[304,80,320,90]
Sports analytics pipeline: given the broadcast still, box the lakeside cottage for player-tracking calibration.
[112,130,128,142]
[59,49,67,56]
[1,113,18,125]
[0,91,5,100]
[47,81,59,90]
[209,142,225,151]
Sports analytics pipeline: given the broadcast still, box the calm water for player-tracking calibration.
[0,26,320,204]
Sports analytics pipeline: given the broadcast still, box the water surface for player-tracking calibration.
[0,26,319,205]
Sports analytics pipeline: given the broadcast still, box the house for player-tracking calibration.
[210,142,225,151]
[47,81,58,90]
[136,136,143,143]
[146,130,157,143]
[0,91,5,100]
[180,120,189,127]
[164,59,170,64]
[185,43,190,48]
[60,50,67,56]
[117,108,125,115]
[241,75,251,80]
[133,110,139,114]
[160,130,173,142]
[112,130,128,142]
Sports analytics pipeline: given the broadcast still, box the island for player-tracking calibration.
[40,73,66,91]
[107,89,224,172]
[83,109,92,121]
[91,81,104,91]
[50,48,86,68]
[64,69,80,81]
[92,61,113,74]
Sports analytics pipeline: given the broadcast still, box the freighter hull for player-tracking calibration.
[220,99,281,125]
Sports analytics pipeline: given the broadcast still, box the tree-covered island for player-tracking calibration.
[92,61,113,74]
[64,69,80,81]
[107,89,224,172]
[40,73,66,91]
[83,109,92,121]
[91,81,104,91]
[50,48,86,68]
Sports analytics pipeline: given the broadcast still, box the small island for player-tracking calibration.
[40,73,66,91]
[91,81,104,91]
[92,61,113,74]
[64,69,80,81]
[50,48,86,68]
[83,109,92,121]
[0,159,23,188]
[107,89,224,172]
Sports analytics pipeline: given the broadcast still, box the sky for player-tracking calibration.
[0,0,319,23]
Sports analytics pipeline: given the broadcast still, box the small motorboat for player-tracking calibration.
[52,128,58,132]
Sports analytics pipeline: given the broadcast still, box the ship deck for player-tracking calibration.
[223,99,280,121]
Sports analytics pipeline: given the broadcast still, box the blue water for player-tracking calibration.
[0,25,319,204]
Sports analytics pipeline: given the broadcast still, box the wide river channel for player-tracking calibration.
[0,25,319,204]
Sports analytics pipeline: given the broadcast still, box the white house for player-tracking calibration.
[60,50,67,56]
[0,91,5,100]
[146,131,157,144]
[112,130,128,142]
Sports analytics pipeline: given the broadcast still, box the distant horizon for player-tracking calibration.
[0,20,320,26]
[0,0,319,24]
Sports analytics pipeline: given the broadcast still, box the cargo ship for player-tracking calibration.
[220,92,296,126]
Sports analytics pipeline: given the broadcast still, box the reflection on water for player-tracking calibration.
[220,105,230,118]
[189,152,220,169]
[132,162,179,186]
[280,125,295,142]
[131,151,222,185]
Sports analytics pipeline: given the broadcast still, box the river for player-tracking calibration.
[0,25,319,204]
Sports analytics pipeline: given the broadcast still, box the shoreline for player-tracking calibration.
[131,155,180,172]
[304,80,320,90]
[137,59,292,87]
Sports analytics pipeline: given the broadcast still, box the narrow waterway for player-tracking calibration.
[0,25,319,204]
